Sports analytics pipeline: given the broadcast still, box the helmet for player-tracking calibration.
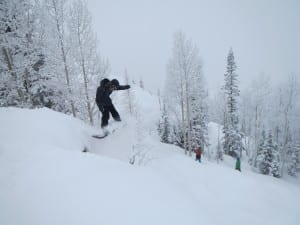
[111,79,119,87]
[100,78,110,87]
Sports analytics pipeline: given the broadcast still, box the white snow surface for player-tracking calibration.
[1,87,300,225]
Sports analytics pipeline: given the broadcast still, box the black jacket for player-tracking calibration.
[96,80,130,107]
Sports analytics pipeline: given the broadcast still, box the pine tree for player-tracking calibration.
[158,100,170,143]
[256,129,266,158]
[256,129,268,173]
[222,48,243,157]
[261,131,273,175]
[189,62,209,151]
[257,130,280,177]
[271,141,281,178]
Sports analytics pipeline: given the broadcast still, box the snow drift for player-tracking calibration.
[0,106,299,225]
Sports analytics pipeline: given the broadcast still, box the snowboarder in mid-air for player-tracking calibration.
[96,78,130,128]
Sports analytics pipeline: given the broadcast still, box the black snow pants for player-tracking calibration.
[100,104,121,128]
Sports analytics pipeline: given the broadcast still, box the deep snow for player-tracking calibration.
[0,88,299,225]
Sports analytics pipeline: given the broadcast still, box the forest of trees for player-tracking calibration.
[158,32,300,178]
[1,0,299,178]
[158,31,208,157]
[0,0,109,124]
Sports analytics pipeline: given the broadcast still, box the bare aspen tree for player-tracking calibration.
[68,0,100,125]
[165,31,203,156]
[249,75,271,166]
[47,0,76,117]
[279,75,298,176]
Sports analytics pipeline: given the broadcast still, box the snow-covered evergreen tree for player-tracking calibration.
[222,48,243,157]
[257,130,280,177]
[257,129,271,175]
[256,129,266,165]
[271,137,281,178]
[158,100,171,143]
[190,70,209,151]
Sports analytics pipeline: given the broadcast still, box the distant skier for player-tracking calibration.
[235,156,241,172]
[96,78,130,128]
[195,147,202,163]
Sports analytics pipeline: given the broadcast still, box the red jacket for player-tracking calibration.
[195,148,201,156]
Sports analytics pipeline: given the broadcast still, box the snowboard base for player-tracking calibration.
[92,133,108,139]
[92,122,125,139]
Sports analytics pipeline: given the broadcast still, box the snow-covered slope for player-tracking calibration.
[1,88,299,225]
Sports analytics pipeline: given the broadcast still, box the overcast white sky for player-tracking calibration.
[88,0,300,93]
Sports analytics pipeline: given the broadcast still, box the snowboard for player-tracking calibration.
[91,126,115,139]
[91,121,126,139]
[92,133,108,139]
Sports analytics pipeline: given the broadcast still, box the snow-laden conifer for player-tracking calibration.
[222,48,243,157]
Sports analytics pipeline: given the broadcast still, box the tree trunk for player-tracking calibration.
[24,67,33,106]
[78,35,93,125]
[52,0,76,117]
[281,110,289,177]
[2,47,25,102]
[82,58,93,125]
[61,46,76,117]
[280,80,295,177]
[180,79,187,154]
[253,105,259,167]
[185,78,192,156]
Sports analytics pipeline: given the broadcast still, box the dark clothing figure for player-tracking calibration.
[195,147,202,163]
[99,104,121,128]
[235,157,241,172]
[96,78,130,128]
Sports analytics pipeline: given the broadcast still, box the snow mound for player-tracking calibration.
[0,107,300,225]
[0,107,92,152]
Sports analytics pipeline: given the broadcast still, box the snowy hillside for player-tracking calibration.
[1,87,300,225]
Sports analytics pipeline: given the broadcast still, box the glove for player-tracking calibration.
[106,82,117,91]
[111,85,117,90]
